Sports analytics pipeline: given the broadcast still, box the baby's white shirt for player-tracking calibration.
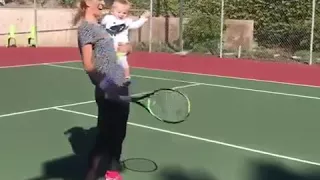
[101,14,148,48]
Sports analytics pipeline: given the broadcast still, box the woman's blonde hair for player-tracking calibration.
[72,0,87,26]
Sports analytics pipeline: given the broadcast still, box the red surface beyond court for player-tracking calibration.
[0,47,320,87]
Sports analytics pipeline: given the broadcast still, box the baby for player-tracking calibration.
[101,0,150,80]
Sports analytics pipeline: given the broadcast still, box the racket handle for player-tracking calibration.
[119,96,132,102]
[104,95,132,104]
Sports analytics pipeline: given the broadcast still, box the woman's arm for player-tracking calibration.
[78,23,105,86]
[82,44,114,90]
[82,42,132,89]
[81,44,104,85]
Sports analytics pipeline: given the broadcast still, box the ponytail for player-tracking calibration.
[72,0,87,26]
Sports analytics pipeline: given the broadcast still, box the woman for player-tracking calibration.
[72,0,132,180]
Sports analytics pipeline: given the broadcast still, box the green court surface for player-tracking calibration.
[1,62,320,180]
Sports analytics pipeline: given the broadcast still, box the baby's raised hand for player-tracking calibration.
[141,11,151,18]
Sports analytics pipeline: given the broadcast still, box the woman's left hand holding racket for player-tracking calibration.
[98,74,131,103]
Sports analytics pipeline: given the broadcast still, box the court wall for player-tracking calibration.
[0,8,179,47]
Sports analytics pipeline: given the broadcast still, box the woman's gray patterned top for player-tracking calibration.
[77,20,125,86]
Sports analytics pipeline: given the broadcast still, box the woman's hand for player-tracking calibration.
[117,43,132,55]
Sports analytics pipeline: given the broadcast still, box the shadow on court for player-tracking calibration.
[27,126,159,180]
[155,166,217,180]
[26,126,320,180]
[27,126,96,180]
[250,159,320,180]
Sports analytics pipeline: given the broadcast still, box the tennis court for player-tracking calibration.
[1,61,320,180]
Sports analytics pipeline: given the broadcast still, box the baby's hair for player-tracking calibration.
[112,0,131,7]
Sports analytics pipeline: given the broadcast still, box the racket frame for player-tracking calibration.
[131,88,191,124]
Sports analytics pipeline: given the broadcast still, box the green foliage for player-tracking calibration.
[130,0,181,17]
[312,8,320,51]
[154,0,180,16]
[130,0,150,10]
[184,0,220,17]
[59,0,76,7]
[183,12,220,54]
[181,0,221,54]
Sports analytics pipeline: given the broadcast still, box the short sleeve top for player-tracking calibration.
[77,20,126,86]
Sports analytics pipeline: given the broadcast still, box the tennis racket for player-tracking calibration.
[121,88,191,124]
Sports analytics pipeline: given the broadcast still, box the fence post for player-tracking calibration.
[309,0,316,65]
[148,0,153,52]
[219,0,225,58]
[179,0,184,52]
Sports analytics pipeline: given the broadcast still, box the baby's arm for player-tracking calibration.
[127,11,150,29]
[127,17,148,29]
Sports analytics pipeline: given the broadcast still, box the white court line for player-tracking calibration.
[45,63,320,101]
[0,60,80,69]
[0,83,200,118]
[45,63,83,70]
[132,66,320,89]
[53,107,320,167]
[0,100,95,118]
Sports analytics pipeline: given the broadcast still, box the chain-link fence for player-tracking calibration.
[127,0,152,52]
[312,0,320,64]
[182,0,222,56]
[146,0,320,64]
[222,0,314,63]
[130,0,182,53]
[0,0,319,64]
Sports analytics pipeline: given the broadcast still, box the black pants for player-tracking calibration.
[88,86,130,170]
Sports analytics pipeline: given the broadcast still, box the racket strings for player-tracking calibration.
[148,90,189,122]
